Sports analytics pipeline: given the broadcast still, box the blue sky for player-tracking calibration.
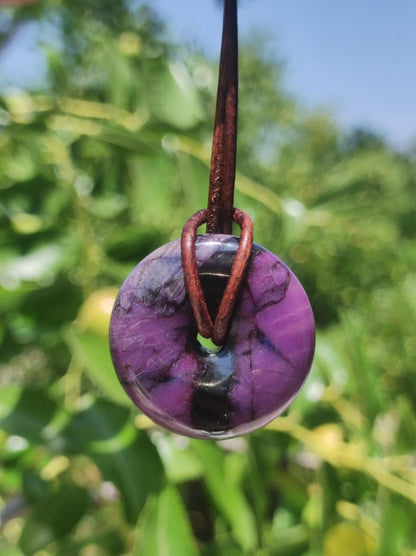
[154,0,416,150]
[1,1,415,150]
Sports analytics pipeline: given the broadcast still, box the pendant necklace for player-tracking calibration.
[109,0,315,439]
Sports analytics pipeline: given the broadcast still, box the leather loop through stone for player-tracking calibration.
[181,208,253,346]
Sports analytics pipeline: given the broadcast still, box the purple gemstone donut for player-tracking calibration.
[109,234,315,439]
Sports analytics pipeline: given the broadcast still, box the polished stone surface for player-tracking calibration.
[109,235,315,439]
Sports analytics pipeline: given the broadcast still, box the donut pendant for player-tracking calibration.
[109,234,315,439]
[109,1,315,438]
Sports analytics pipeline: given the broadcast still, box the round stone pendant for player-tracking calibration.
[109,235,315,439]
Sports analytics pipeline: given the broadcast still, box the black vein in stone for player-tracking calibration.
[246,281,296,370]
[120,348,184,391]
[133,254,187,317]
[254,262,290,313]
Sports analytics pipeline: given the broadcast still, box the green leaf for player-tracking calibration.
[340,314,384,423]
[0,387,164,524]
[152,434,203,484]
[0,387,70,451]
[323,523,373,556]
[61,399,165,523]
[148,62,202,129]
[65,326,129,407]
[4,146,38,182]
[19,481,89,555]
[22,470,50,505]
[0,244,65,286]
[379,494,414,556]
[128,153,179,228]
[191,441,257,553]
[55,529,125,556]
[0,540,24,556]
[135,486,198,556]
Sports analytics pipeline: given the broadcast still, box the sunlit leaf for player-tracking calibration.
[65,327,129,407]
[148,62,202,129]
[135,486,198,556]
[191,441,257,553]
[379,494,414,555]
[323,523,375,556]
[152,434,203,484]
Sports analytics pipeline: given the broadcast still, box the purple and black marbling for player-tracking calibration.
[109,235,315,439]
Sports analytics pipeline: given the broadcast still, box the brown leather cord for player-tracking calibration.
[206,0,238,235]
[181,0,253,345]
[181,210,213,339]
[181,208,253,346]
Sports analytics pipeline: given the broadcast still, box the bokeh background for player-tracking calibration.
[1,1,416,555]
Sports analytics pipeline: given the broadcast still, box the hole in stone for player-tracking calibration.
[196,333,223,354]
[199,272,229,322]
[194,239,235,351]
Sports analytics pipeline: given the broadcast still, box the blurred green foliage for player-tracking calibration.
[1,1,416,555]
